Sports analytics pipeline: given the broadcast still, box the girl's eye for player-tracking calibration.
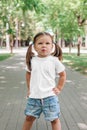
[46,42,50,44]
[37,42,51,45]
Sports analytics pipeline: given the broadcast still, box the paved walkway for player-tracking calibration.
[0,46,87,54]
[0,50,87,130]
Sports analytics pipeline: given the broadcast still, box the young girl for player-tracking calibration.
[22,32,66,130]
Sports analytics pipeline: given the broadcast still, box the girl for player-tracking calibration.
[22,32,66,130]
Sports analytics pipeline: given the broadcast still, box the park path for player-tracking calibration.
[0,50,87,130]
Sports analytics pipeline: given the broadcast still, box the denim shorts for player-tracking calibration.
[24,95,60,121]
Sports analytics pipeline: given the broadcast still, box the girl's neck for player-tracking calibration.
[37,54,50,58]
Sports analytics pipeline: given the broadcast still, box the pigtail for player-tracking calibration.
[56,44,63,61]
[26,44,34,71]
[51,44,63,61]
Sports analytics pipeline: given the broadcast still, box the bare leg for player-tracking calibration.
[51,118,61,130]
[22,116,36,130]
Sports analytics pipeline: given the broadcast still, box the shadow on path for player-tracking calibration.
[0,53,87,130]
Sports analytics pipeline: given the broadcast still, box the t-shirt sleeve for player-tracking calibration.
[25,65,31,72]
[55,58,65,73]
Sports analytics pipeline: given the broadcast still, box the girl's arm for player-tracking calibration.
[26,71,31,97]
[53,71,66,95]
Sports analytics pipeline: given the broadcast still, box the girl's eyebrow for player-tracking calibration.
[37,42,51,44]
[37,42,43,44]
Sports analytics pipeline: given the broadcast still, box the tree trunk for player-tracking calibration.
[77,35,82,56]
[85,35,87,48]
[10,35,14,54]
[6,23,10,50]
[58,38,61,47]
[55,29,58,43]
[69,43,72,54]
[84,21,87,47]
[0,38,3,48]
[15,19,19,48]
[77,44,80,56]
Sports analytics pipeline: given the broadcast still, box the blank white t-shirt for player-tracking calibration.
[26,56,65,99]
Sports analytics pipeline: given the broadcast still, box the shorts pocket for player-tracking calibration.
[49,97,60,112]
[49,105,58,112]
[27,98,36,110]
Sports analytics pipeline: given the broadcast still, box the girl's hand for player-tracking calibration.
[26,91,30,99]
[52,87,61,95]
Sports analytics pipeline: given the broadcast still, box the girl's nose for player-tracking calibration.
[42,43,46,47]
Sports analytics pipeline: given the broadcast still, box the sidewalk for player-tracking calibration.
[0,51,87,130]
[0,46,87,54]
[0,47,28,54]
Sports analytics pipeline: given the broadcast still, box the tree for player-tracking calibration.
[0,0,45,51]
[42,0,87,54]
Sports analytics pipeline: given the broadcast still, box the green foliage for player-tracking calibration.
[44,0,86,39]
[20,0,45,14]
[0,0,87,42]
[0,0,46,40]
[6,28,15,34]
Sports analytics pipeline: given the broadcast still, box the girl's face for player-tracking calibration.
[34,35,53,57]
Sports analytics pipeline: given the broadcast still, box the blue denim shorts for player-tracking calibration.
[24,96,60,121]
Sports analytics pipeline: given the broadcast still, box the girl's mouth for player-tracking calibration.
[41,48,46,51]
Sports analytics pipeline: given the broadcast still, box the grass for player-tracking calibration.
[0,53,87,75]
[63,53,87,75]
[0,53,12,61]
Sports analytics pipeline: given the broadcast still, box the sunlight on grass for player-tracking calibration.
[63,59,70,63]
[63,53,87,75]
[0,53,12,61]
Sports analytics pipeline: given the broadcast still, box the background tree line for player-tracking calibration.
[0,0,87,54]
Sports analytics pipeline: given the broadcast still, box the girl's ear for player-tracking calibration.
[32,45,38,56]
[50,43,55,54]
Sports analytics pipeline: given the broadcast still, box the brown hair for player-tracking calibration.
[26,32,62,71]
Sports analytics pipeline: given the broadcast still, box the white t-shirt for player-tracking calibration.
[26,56,65,99]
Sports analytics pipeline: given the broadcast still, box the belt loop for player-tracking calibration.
[41,99,44,105]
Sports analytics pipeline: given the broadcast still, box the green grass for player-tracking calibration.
[63,53,87,75]
[0,53,12,61]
